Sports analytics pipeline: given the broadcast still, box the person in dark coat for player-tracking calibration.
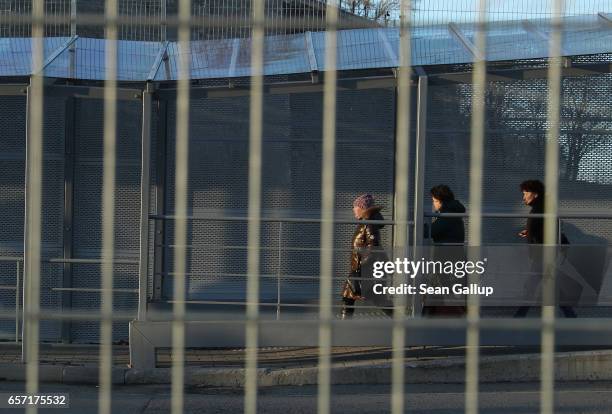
[518,179,545,244]
[515,179,576,318]
[423,185,467,316]
[341,194,391,319]
[430,185,466,244]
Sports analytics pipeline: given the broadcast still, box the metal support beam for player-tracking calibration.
[448,22,484,61]
[38,35,79,75]
[0,84,28,96]
[228,38,241,80]
[22,86,33,363]
[148,41,169,81]
[152,98,168,301]
[162,50,171,81]
[156,76,400,100]
[138,83,154,320]
[22,81,43,363]
[304,31,319,83]
[45,85,142,101]
[597,12,612,25]
[61,97,76,343]
[411,74,427,317]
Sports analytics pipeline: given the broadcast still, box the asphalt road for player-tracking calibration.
[2,381,612,413]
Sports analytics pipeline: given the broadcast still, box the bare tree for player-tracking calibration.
[560,76,612,182]
[466,76,611,183]
[343,0,418,26]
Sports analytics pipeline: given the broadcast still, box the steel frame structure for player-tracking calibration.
[1,7,612,413]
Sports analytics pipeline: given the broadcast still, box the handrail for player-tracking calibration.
[0,257,138,264]
[426,212,612,219]
[149,214,414,226]
[151,211,612,223]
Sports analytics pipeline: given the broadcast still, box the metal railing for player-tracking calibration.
[0,256,139,346]
[1,0,612,413]
[148,212,612,321]
[150,214,414,319]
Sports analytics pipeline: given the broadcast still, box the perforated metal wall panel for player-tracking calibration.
[425,73,612,318]
[0,95,27,341]
[0,95,65,342]
[425,74,612,245]
[1,68,610,343]
[160,88,396,303]
[39,96,67,341]
[70,98,142,342]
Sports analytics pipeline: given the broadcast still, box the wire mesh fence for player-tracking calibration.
[1,0,612,39]
[0,0,611,413]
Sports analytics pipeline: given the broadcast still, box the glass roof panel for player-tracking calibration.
[0,37,69,76]
[44,37,163,80]
[2,13,611,81]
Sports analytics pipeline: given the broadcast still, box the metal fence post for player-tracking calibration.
[138,82,153,321]
[152,99,168,301]
[411,73,428,317]
[161,0,167,42]
[276,222,283,320]
[61,96,75,343]
[15,261,20,343]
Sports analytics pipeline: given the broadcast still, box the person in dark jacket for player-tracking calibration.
[423,185,467,316]
[430,185,466,244]
[341,194,390,319]
[515,179,576,318]
[518,179,545,244]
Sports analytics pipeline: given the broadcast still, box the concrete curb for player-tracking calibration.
[0,364,128,385]
[2,350,612,386]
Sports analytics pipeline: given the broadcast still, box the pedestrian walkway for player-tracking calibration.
[1,342,601,368]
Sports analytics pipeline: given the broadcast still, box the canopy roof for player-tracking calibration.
[0,13,610,81]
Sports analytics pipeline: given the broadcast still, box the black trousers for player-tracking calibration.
[341,297,356,318]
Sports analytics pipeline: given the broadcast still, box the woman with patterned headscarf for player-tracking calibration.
[341,194,391,319]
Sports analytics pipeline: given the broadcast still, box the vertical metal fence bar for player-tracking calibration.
[465,1,487,413]
[15,261,20,343]
[153,102,167,302]
[70,0,76,36]
[411,73,427,317]
[276,222,283,320]
[69,0,75,79]
[245,0,265,411]
[541,1,564,413]
[391,1,411,413]
[23,0,45,411]
[318,1,338,413]
[160,0,165,41]
[171,0,191,412]
[138,83,153,321]
[61,97,75,344]
[99,0,118,412]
